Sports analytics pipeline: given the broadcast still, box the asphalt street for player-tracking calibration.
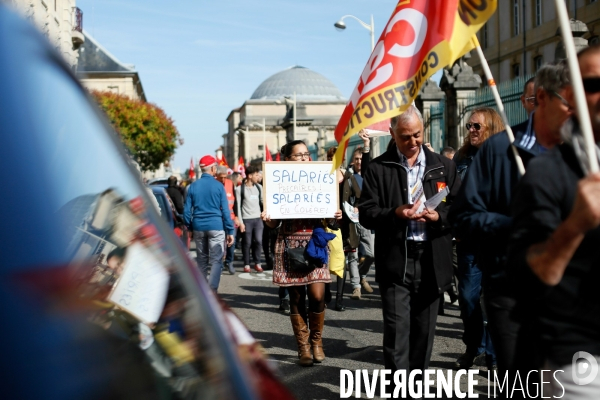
[210,249,497,400]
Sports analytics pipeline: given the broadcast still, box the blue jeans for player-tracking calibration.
[194,230,225,291]
[457,243,495,361]
[225,228,236,264]
[349,223,375,288]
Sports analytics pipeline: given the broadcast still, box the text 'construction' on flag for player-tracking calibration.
[332,0,497,170]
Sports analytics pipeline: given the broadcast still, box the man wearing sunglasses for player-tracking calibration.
[449,62,571,383]
[508,44,600,398]
[520,77,536,117]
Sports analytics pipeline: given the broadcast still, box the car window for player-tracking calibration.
[153,191,169,219]
[0,8,256,399]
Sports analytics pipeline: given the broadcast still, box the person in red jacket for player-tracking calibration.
[217,166,239,275]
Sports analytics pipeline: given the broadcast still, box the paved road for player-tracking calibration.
[213,250,496,399]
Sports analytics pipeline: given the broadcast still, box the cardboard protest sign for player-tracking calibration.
[262,161,339,219]
[108,242,169,324]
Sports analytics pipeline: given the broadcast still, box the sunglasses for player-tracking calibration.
[550,90,572,109]
[583,78,600,94]
[524,96,536,104]
[466,122,484,130]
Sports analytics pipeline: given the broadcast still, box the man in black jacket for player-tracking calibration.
[448,62,571,378]
[359,105,460,373]
[166,175,184,214]
[508,45,600,397]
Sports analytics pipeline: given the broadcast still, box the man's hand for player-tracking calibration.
[358,129,370,147]
[419,208,439,222]
[395,201,425,221]
[334,209,343,220]
[566,172,600,234]
[239,223,246,233]
[424,143,434,151]
[226,235,234,247]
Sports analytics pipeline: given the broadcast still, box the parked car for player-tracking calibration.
[148,177,170,186]
[0,6,292,400]
[150,186,191,250]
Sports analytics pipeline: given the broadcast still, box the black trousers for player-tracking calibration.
[483,285,520,378]
[380,242,440,372]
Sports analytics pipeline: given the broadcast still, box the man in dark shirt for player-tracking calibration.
[449,62,571,378]
[509,45,600,398]
[166,175,184,214]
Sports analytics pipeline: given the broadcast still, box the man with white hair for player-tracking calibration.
[359,105,460,374]
[184,155,234,291]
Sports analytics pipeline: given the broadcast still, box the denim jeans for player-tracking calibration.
[225,228,236,264]
[349,223,375,288]
[194,230,225,291]
[457,243,495,361]
[242,218,263,266]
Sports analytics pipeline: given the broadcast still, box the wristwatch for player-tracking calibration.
[362,146,370,153]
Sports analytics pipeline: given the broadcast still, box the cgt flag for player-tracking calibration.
[265,144,273,161]
[189,157,195,180]
[332,0,496,170]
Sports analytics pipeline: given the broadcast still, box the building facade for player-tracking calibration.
[6,0,84,68]
[470,0,600,80]
[223,66,347,166]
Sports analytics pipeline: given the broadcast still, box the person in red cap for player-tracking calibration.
[184,155,235,291]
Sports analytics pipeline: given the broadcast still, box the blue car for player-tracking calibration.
[0,6,292,400]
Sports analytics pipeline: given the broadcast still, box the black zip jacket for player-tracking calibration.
[358,145,460,292]
[508,141,600,366]
[448,120,541,291]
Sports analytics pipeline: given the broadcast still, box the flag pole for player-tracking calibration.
[473,37,526,176]
[554,0,599,173]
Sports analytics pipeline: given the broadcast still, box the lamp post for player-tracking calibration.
[334,14,375,51]
[236,126,251,163]
[334,14,379,155]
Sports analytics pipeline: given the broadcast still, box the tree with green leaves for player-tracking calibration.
[91,90,181,171]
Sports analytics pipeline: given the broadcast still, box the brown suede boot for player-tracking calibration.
[309,311,325,363]
[290,314,313,367]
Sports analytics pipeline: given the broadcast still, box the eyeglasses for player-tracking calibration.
[466,122,485,130]
[550,90,572,109]
[524,96,536,104]
[290,152,311,159]
[583,77,600,94]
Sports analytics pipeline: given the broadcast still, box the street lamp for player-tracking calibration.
[333,14,375,51]
[276,92,296,141]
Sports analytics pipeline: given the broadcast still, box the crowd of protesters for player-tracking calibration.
[158,44,600,398]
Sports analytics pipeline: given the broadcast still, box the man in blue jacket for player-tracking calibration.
[184,155,234,291]
[448,62,571,379]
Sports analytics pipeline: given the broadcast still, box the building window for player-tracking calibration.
[534,56,543,71]
[513,63,521,78]
[258,145,264,150]
[535,0,542,26]
[513,0,520,36]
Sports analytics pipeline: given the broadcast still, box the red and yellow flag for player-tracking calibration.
[333,0,496,169]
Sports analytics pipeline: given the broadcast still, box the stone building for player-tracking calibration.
[223,66,347,166]
[76,31,146,101]
[469,0,600,80]
[5,0,84,68]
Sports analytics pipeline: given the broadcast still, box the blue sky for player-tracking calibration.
[77,0,440,170]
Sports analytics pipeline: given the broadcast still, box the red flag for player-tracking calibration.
[265,144,273,161]
[189,157,195,180]
[236,156,246,177]
[332,0,496,170]
[216,153,229,167]
[275,152,280,161]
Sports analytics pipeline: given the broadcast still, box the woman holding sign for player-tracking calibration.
[262,140,342,367]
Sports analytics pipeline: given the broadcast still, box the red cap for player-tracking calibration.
[199,155,216,168]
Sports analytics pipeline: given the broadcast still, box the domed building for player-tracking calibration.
[223,66,347,165]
